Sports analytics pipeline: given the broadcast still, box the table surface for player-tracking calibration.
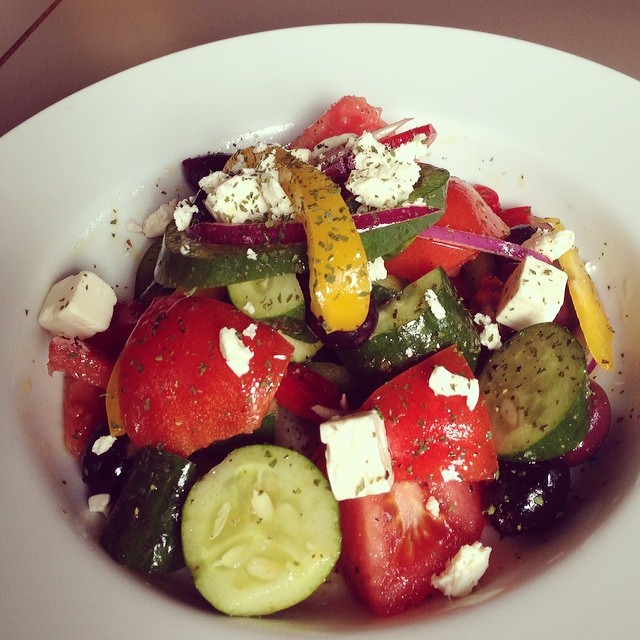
[1,0,640,138]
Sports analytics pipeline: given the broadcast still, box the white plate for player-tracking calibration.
[1,24,639,640]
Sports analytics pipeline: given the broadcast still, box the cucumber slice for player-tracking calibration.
[337,267,481,384]
[181,444,341,616]
[278,331,323,362]
[227,273,317,342]
[479,322,590,461]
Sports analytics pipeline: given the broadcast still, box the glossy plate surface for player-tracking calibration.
[1,24,639,639]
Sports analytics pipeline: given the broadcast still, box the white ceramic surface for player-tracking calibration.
[1,24,639,639]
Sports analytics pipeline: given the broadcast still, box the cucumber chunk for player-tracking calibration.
[337,267,481,384]
[479,322,590,461]
[181,444,341,616]
[100,446,197,574]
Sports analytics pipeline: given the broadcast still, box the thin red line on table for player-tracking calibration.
[0,0,65,69]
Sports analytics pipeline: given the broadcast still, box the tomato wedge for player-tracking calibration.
[62,375,107,458]
[117,295,293,457]
[289,95,387,150]
[385,176,510,280]
[362,345,497,483]
[339,479,485,616]
[48,336,115,389]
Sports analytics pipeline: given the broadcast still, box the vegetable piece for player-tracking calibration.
[81,422,131,497]
[117,295,293,457]
[62,375,107,458]
[337,267,481,385]
[379,123,437,148]
[479,322,590,460]
[227,273,316,342]
[385,176,510,279]
[362,345,497,483]
[562,379,612,466]
[473,184,501,213]
[339,479,485,616]
[547,218,614,370]
[231,145,372,334]
[101,446,197,573]
[48,336,115,389]
[275,363,343,422]
[288,95,386,150]
[181,444,341,616]
[484,458,571,536]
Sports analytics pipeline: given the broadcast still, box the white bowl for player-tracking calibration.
[1,24,639,640]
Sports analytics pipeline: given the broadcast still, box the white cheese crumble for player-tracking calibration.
[38,270,117,339]
[495,255,568,331]
[246,248,258,260]
[141,198,177,238]
[440,465,463,482]
[522,227,575,261]
[320,409,394,501]
[219,327,254,377]
[367,256,388,282]
[431,541,492,598]
[345,131,426,209]
[198,148,294,223]
[243,300,256,315]
[428,365,480,411]
[425,495,440,519]
[91,435,117,456]
[473,313,502,350]
[173,198,198,231]
[88,493,111,515]
[424,288,447,320]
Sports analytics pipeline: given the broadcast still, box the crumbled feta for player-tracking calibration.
[522,227,575,261]
[242,323,258,339]
[367,256,388,281]
[180,243,190,255]
[431,541,492,598]
[219,327,254,376]
[38,270,117,339]
[243,300,256,315]
[88,493,111,515]
[495,255,568,331]
[429,365,480,411]
[345,131,423,209]
[474,313,502,350]
[198,149,294,223]
[320,409,394,501]
[246,248,258,260]
[424,288,447,320]
[288,147,312,163]
[91,435,117,456]
[440,465,463,482]
[425,495,440,518]
[142,198,177,238]
[173,198,198,231]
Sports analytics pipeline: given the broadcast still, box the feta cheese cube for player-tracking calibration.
[38,270,117,339]
[431,541,492,598]
[320,409,394,501]
[495,255,568,331]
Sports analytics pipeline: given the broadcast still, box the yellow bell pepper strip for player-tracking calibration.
[546,217,614,370]
[106,354,126,436]
[224,145,371,333]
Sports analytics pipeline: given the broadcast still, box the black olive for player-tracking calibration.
[81,422,131,498]
[484,458,571,536]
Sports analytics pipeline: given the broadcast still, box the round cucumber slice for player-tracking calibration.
[479,322,590,461]
[181,444,341,616]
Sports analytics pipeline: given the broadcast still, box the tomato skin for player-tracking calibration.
[275,364,342,422]
[87,300,148,357]
[385,177,510,280]
[339,479,485,616]
[48,336,115,389]
[63,375,107,458]
[289,95,386,150]
[362,345,497,483]
[118,295,294,457]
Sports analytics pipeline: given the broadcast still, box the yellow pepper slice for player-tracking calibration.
[224,145,371,333]
[106,355,126,436]
[547,217,614,370]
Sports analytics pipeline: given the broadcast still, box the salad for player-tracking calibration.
[38,95,614,618]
